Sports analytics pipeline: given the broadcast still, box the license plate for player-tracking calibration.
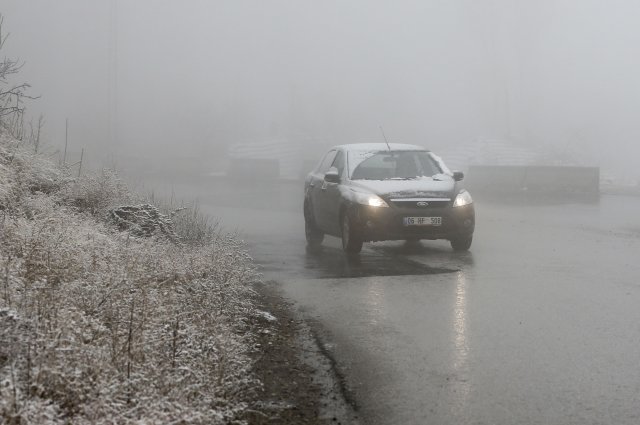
[403,216,442,226]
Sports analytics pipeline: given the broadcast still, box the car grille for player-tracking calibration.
[389,198,451,208]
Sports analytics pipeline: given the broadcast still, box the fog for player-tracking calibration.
[3,0,640,179]
[5,4,640,423]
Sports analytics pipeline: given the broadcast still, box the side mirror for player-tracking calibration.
[324,167,340,184]
[453,171,464,182]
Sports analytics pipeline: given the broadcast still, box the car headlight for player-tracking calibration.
[352,191,389,208]
[453,190,473,207]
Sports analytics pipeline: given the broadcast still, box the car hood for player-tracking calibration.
[349,176,456,199]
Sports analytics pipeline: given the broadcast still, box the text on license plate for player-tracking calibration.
[403,216,442,226]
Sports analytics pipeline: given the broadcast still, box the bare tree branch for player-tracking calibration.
[0,13,40,138]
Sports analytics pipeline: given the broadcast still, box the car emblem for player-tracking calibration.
[417,201,429,207]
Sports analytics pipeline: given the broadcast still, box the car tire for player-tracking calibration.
[450,235,473,252]
[341,211,363,254]
[304,201,324,247]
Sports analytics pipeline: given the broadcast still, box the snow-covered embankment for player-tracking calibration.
[0,131,261,424]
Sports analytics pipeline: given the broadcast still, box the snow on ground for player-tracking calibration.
[0,130,263,424]
[255,310,278,323]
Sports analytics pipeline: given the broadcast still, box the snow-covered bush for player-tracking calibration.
[109,203,181,241]
[0,132,63,213]
[155,199,221,246]
[0,130,260,424]
[58,168,134,217]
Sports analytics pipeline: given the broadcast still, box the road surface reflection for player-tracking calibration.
[302,244,458,278]
[451,271,471,415]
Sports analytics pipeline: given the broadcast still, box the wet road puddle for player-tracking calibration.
[303,248,458,278]
[254,241,460,279]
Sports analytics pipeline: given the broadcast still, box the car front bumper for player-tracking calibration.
[353,203,475,242]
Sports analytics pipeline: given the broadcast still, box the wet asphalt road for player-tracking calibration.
[185,181,640,425]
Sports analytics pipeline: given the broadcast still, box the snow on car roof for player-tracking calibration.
[334,143,428,152]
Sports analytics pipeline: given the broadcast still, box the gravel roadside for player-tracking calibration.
[246,282,360,425]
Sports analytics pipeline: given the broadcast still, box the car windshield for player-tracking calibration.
[349,150,443,180]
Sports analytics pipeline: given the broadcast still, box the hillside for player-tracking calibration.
[0,131,262,424]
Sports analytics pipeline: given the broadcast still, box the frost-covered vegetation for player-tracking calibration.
[0,130,261,424]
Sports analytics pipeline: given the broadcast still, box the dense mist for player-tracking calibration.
[3,0,640,178]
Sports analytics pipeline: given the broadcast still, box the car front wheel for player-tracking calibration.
[341,212,363,254]
[450,235,473,252]
[304,202,324,247]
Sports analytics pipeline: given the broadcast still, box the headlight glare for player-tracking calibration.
[352,191,389,208]
[453,190,473,207]
[368,197,387,207]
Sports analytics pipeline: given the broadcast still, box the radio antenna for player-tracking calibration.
[379,126,391,151]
